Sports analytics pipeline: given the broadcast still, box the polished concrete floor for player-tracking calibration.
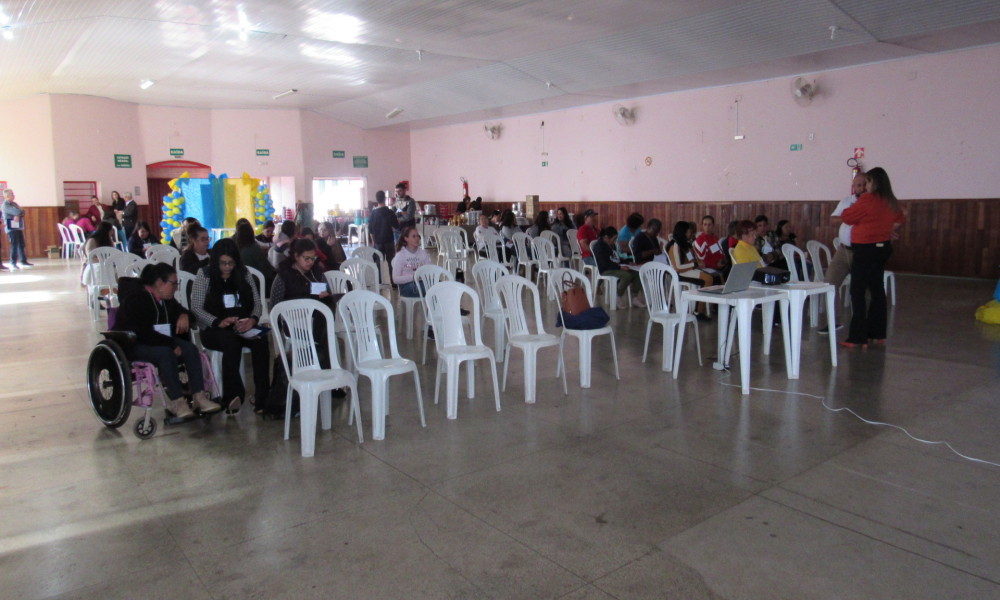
[2,260,999,599]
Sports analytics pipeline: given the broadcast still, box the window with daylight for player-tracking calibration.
[312,177,366,217]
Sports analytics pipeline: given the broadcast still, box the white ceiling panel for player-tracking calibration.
[0,0,998,129]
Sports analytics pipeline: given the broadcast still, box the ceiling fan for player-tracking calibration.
[790,77,818,106]
[612,104,636,125]
[484,123,502,140]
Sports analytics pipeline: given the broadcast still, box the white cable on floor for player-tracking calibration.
[717,374,1000,469]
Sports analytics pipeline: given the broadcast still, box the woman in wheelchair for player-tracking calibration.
[191,239,270,415]
[113,263,223,418]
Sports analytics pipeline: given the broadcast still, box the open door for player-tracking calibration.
[145,161,211,237]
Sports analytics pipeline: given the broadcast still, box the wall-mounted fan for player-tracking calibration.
[612,104,636,126]
[484,123,502,140]
[790,77,818,106]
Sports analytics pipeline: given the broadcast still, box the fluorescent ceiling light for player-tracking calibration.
[239,29,248,41]
[386,107,403,119]
[303,12,362,44]
[2,27,12,40]
[140,79,154,90]
[273,89,298,100]
[0,10,9,26]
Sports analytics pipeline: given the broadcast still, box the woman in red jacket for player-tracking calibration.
[839,167,905,347]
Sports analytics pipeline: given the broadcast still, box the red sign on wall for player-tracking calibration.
[854,147,865,159]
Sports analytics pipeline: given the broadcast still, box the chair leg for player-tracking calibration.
[371,376,386,441]
[487,356,501,412]
[284,387,293,440]
[434,359,443,405]
[642,319,652,363]
[578,335,592,388]
[558,342,568,395]
[693,319,703,366]
[349,383,363,443]
[466,359,475,399]
[609,331,620,380]
[412,369,426,427]
[524,347,538,404]
[502,345,512,391]
[446,359,461,419]
[661,322,674,372]
[300,392,319,458]
[319,390,333,430]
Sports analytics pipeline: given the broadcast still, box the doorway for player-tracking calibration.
[145,161,211,237]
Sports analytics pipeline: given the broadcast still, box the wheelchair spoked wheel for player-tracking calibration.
[87,339,133,428]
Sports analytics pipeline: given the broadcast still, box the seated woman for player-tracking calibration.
[456,195,470,214]
[592,227,644,309]
[127,220,155,257]
[235,221,276,296]
[731,220,764,265]
[474,213,495,256]
[268,220,297,268]
[298,227,329,268]
[180,225,210,274]
[81,221,116,284]
[526,211,550,238]
[391,226,431,298]
[112,263,222,418]
[191,239,270,415]
[550,207,574,258]
[666,220,718,320]
[256,220,275,247]
[317,221,347,269]
[62,210,79,227]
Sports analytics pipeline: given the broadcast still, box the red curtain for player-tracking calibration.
[145,178,171,237]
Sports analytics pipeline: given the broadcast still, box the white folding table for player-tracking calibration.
[751,282,838,378]
[672,287,792,395]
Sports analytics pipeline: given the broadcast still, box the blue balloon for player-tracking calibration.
[209,173,217,179]
[219,173,228,179]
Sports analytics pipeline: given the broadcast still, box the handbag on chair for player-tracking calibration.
[560,272,591,316]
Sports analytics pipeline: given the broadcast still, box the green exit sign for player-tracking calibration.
[169,148,184,157]
[789,144,803,151]
[256,149,270,156]
[332,150,345,158]
[353,156,368,168]
[114,154,132,168]
[542,161,548,167]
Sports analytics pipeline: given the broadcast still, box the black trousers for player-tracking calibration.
[200,327,271,404]
[847,241,892,343]
[373,242,395,284]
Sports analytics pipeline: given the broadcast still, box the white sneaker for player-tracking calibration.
[632,296,647,308]
[616,296,629,309]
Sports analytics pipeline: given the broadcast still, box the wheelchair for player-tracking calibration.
[87,331,220,440]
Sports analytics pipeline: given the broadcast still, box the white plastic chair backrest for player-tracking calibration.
[269,299,341,377]
[126,258,151,278]
[324,270,362,294]
[547,268,595,305]
[425,282,483,350]
[806,240,831,281]
[567,233,582,257]
[531,236,556,268]
[480,230,505,264]
[246,266,267,300]
[832,236,842,250]
[439,230,465,260]
[68,224,87,244]
[111,252,139,279]
[495,274,546,339]
[87,247,121,284]
[57,223,72,245]
[471,259,508,313]
[639,261,679,316]
[512,232,532,262]
[338,290,399,366]
[414,265,453,307]
[176,271,196,310]
[449,226,471,249]
[147,244,180,266]
[782,244,810,282]
[541,231,562,259]
[351,246,383,263]
[340,258,378,291]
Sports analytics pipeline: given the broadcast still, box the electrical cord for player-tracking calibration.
[716,373,1000,469]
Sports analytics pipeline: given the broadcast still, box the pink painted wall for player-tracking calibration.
[137,105,213,166]
[411,44,1000,204]
[211,109,306,200]
[0,95,58,207]
[300,110,411,204]
[50,95,148,206]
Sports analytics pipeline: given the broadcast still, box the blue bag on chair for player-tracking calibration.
[557,307,610,330]
[994,276,1000,303]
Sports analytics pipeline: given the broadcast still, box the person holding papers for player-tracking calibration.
[127,221,156,257]
[191,239,269,415]
[2,189,31,269]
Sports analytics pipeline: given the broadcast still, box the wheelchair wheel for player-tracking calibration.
[134,417,157,440]
[87,339,133,428]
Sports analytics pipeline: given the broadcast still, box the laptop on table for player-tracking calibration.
[700,261,757,295]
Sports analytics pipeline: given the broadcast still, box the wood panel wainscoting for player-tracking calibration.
[21,207,65,259]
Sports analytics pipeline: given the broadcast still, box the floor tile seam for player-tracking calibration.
[758,493,1000,587]
[418,485,597,586]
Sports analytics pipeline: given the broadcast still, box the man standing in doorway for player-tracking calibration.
[819,171,867,334]
[122,192,139,240]
[2,189,32,269]
[369,190,399,278]
[394,182,417,230]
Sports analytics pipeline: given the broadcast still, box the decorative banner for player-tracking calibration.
[162,171,272,242]
[114,154,132,168]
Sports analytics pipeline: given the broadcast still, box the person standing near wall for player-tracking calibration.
[369,190,399,274]
[839,167,905,348]
[819,171,867,334]
[122,192,139,240]
[2,189,32,269]
[394,182,417,230]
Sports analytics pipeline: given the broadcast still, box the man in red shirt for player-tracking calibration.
[577,209,599,266]
[693,215,726,271]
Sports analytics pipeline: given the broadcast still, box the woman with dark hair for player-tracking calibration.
[235,220,276,294]
[593,227,643,309]
[666,220,717,319]
[256,220,275,246]
[127,220,155,257]
[470,196,482,211]
[110,190,125,214]
[112,262,221,418]
[180,225,210,274]
[391,227,431,298]
[81,221,117,283]
[618,212,644,260]
[270,238,329,308]
[526,211,551,238]
[298,227,329,270]
[317,222,347,269]
[550,207,574,257]
[269,220,297,268]
[456,195,470,214]
[839,167,905,348]
[499,210,519,261]
[191,239,270,414]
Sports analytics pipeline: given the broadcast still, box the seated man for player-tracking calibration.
[593,227,644,309]
[630,218,664,265]
[753,215,783,267]
[112,262,221,418]
[694,215,727,272]
[732,220,764,265]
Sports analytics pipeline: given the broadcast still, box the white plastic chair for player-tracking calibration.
[84,247,122,321]
[588,240,623,311]
[806,240,832,282]
[341,258,379,293]
[541,230,568,267]
[470,260,509,364]
[147,244,181,269]
[269,300,362,457]
[638,262,702,371]
[124,258,151,278]
[425,282,501,420]
[495,275,567,404]
[885,271,897,306]
[415,265,471,364]
[439,230,471,280]
[531,236,558,299]
[68,224,88,259]
[782,244,812,283]
[511,232,538,280]
[546,268,620,388]
[245,266,269,324]
[109,227,126,252]
[480,230,512,267]
[57,223,78,259]
[338,290,426,440]
[110,251,140,281]
[566,232,584,272]
[351,246,391,295]
[324,271,381,372]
